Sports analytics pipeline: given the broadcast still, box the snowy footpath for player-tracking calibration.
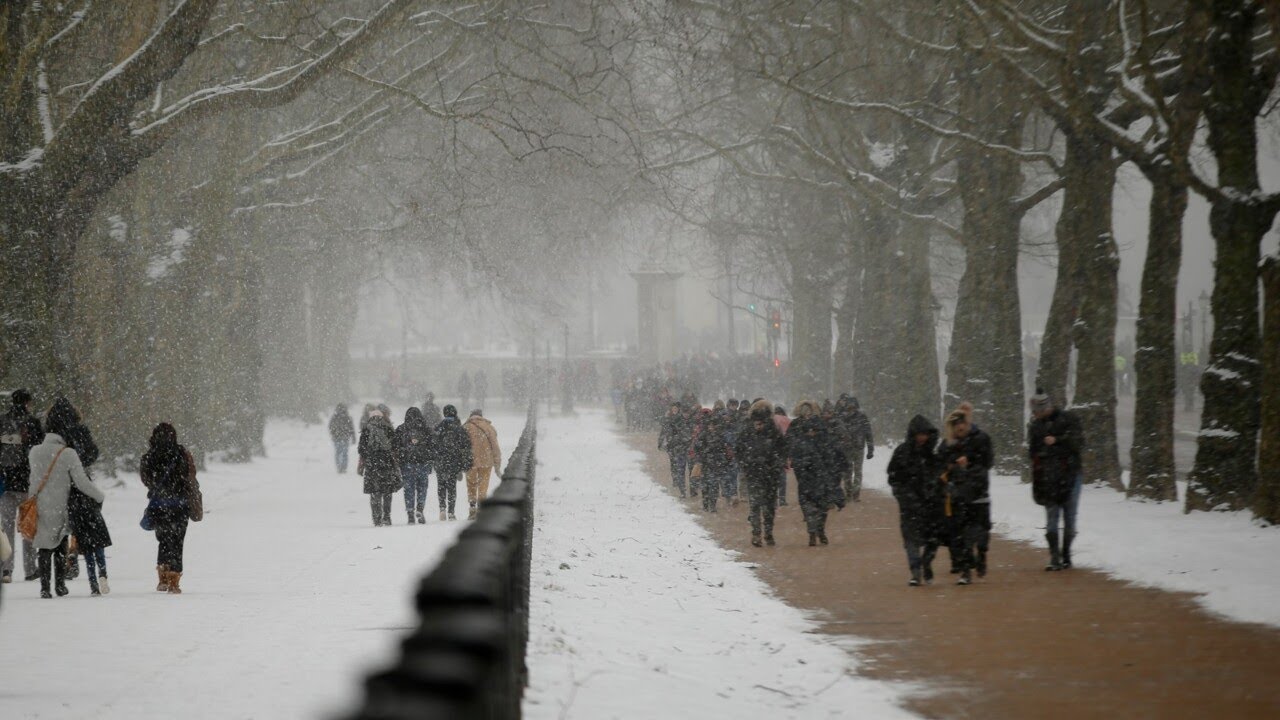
[523,409,914,720]
[0,408,525,719]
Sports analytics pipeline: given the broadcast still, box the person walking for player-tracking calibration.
[358,408,401,527]
[421,392,444,428]
[457,372,472,410]
[887,415,943,586]
[474,370,488,408]
[658,402,691,497]
[27,405,106,598]
[736,400,789,547]
[463,410,502,520]
[691,401,734,513]
[140,423,198,594]
[0,388,44,583]
[938,409,994,585]
[1028,390,1084,571]
[432,405,473,521]
[394,407,434,524]
[835,395,874,502]
[789,401,845,546]
[329,404,356,474]
[773,406,791,506]
[52,398,113,596]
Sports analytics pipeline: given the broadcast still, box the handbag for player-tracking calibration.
[18,447,66,541]
[0,525,11,563]
[184,448,204,522]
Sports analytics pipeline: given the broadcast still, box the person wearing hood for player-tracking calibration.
[1028,390,1084,571]
[887,415,943,586]
[140,423,197,593]
[358,408,401,526]
[51,398,113,595]
[789,401,845,546]
[735,400,789,547]
[432,405,473,521]
[835,394,875,503]
[27,402,106,598]
[329,404,356,474]
[463,410,502,520]
[1,388,45,583]
[395,407,434,524]
[938,408,994,585]
[420,392,444,428]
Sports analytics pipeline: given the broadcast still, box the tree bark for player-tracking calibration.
[1253,256,1280,523]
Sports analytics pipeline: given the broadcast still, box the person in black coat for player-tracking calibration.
[691,402,734,513]
[789,401,845,547]
[887,415,943,586]
[1028,391,1084,570]
[48,399,113,595]
[432,405,473,521]
[657,402,691,497]
[140,423,194,594]
[938,410,994,585]
[358,409,401,526]
[0,388,45,582]
[735,400,789,547]
[395,407,434,525]
[328,404,356,474]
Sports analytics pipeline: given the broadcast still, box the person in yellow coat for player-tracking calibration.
[463,410,502,520]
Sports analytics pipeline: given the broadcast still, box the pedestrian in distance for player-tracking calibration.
[140,423,199,594]
[432,405,473,521]
[420,392,444,429]
[736,400,789,547]
[789,400,846,546]
[52,398,113,596]
[722,399,742,507]
[457,372,472,410]
[658,402,691,497]
[358,408,401,527]
[27,403,106,598]
[394,407,434,524]
[687,405,712,499]
[0,388,45,583]
[691,401,734,513]
[834,394,874,502]
[473,370,488,408]
[463,409,502,520]
[1028,390,1084,571]
[773,406,791,506]
[887,415,944,586]
[329,404,356,474]
[938,409,994,585]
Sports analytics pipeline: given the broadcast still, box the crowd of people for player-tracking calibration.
[644,371,1084,587]
[0,389,201,599]
[329,394,503,525]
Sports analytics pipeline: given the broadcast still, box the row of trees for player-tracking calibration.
[633,0,1280,521]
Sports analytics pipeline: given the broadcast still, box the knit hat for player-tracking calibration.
[11,388,31,407]
[1029,389,1052,414]
[443,405,458,418]
[470,409,483,418]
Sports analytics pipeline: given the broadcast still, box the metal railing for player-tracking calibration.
[344,403,537,720]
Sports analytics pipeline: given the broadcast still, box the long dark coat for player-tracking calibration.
[789,416,845,510]
[431,417,474,477]
[887,415,943,544]
[359,416,402,494]
[64,423,112,549]
[734,418,789,487]
[1028,409,1083,506]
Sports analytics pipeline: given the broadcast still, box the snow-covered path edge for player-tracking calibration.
[523,409,917,720]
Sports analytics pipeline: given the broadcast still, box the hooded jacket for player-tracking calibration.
[359,415,402,494]
[464,415,502,470]
[394,407,434,466]
[734,402,789,485]
[887,415,943,541]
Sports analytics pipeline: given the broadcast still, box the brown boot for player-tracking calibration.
[166,571,182,594]
[156,565,169,592]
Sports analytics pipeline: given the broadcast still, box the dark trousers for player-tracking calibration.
[701,468,726,512]
[667,452,687,494]
[799,495,829,535]
[438,471,460,514]
[947,505,988,572]
[777,468,787,504]
[155,513,189,573]
[747,476,779,537]
[369,493,392,525]
[402,464,430,518]
[38,537,68,593]
[83,546,107,582]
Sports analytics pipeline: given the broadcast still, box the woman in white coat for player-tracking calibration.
[28,408,105,598]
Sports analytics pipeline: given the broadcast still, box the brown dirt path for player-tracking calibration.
[623,432,1280,719]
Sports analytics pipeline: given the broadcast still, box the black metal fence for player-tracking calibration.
[344,404,537,720]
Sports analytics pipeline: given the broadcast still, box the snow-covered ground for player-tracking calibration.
[860,452,1280,629]
[0,408,525,719]
[523,409,914,720]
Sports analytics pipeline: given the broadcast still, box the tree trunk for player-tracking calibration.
[1128,176,1185,501]
[1253,257,1280,523]
[787,246,834,402]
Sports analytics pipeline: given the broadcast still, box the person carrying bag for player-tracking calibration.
[18,448,65,542]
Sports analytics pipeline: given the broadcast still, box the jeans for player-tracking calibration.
[843,453,864,501]
[334,440,350,473]
[438,471,461,514]
[1045,475,1083,537]
[0,489,36,578]
[402,463,430,517]
[722,464,739,499]
[701,469,727,512]
[667,452,688,494]
[84,546,107,583]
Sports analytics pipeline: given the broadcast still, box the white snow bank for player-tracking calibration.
[0,407,526,719]
[860,451,1280,628]
[523,409,914,720]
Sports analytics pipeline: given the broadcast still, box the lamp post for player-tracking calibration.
[1198,290,1210,361]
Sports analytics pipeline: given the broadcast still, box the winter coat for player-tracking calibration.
[27,434,105,551]
[734,418,789,486]
[463,416,502,470]
[329,412,356,444]
[837,408,874,455]
[358,416,402,495]
[788,416,845,509]
[658,412,691,455]
[1028,409,1084,506]
[692,410,735,472]
[64,423,112,550]
[432,417,474,477]
[938,425,993,507]
[886,415,943,543]
[0,405,45,493]
[420,401,444,429]
[394,408,435,466]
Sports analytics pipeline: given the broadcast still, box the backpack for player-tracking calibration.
[0,413,28,468]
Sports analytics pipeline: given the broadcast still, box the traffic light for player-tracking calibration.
[748,303,756,312]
